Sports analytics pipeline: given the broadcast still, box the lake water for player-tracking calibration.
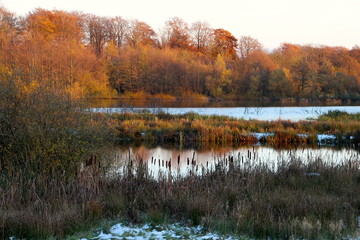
[92,105,360,121]
[87,99,360,121]
[89,100,360,177]
[108,145,360,178]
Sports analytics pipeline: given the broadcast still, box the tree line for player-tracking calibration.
[1,7,360,101]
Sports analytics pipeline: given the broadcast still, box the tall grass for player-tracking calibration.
[2,144,360,239]
[106,152,360,239]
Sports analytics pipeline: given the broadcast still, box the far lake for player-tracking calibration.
[88,99,360,121]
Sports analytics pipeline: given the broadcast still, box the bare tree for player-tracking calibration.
[83,14,108,56]
[106,16,128,47]
[190,21,212,52]
[238,36,263,59]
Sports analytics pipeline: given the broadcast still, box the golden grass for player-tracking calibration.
[108,112,360,146]
[153,93,177,101]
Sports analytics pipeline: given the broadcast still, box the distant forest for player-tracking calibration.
[1,7,360,101]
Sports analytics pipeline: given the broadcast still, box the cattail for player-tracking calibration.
[178,155,180,165]
[187,158,189,165]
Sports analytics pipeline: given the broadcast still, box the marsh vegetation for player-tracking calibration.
[1,76,360,239]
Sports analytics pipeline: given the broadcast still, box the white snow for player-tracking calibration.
[317,134,337,142]
[78,222,236,240]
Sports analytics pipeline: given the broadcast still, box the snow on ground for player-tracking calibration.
[79,223,237,240]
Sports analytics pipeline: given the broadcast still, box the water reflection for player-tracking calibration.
[109,145,360,178]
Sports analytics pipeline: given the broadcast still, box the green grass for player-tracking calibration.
[318,110,360,122]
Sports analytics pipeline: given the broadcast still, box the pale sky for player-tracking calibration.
[1,0,359,50]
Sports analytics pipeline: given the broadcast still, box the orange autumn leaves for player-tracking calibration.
[0,7,360,100]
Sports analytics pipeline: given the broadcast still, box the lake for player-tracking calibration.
[92,105,360,121]
[108,144,360,178]
[88,99,360,178]
[87,99,360,121]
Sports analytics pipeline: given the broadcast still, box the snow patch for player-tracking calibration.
[80,223,236,240]
[317,134,336,141]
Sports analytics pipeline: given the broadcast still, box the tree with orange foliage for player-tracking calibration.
[26,9,83,43]
[240,50,277,98]
[271,43,303,69]
[163,17,192,50]
[205,54,233,97]
[127,20,157,47]
[211,29,238,59]
[349,46,360,63]
[0,7,18,68]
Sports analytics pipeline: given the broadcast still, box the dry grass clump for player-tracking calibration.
[121,91,149,100]
[180,91,209,102]
[153,93,177,101]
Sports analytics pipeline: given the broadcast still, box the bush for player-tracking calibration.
[0,76,115,239]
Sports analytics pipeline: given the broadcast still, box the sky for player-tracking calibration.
[0,0,359,50]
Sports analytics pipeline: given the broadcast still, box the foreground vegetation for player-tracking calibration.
[2,146,360,239]
[2,74,360,239]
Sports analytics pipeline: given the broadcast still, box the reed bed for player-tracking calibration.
[2,150,360,239]
[106,111,360,146]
